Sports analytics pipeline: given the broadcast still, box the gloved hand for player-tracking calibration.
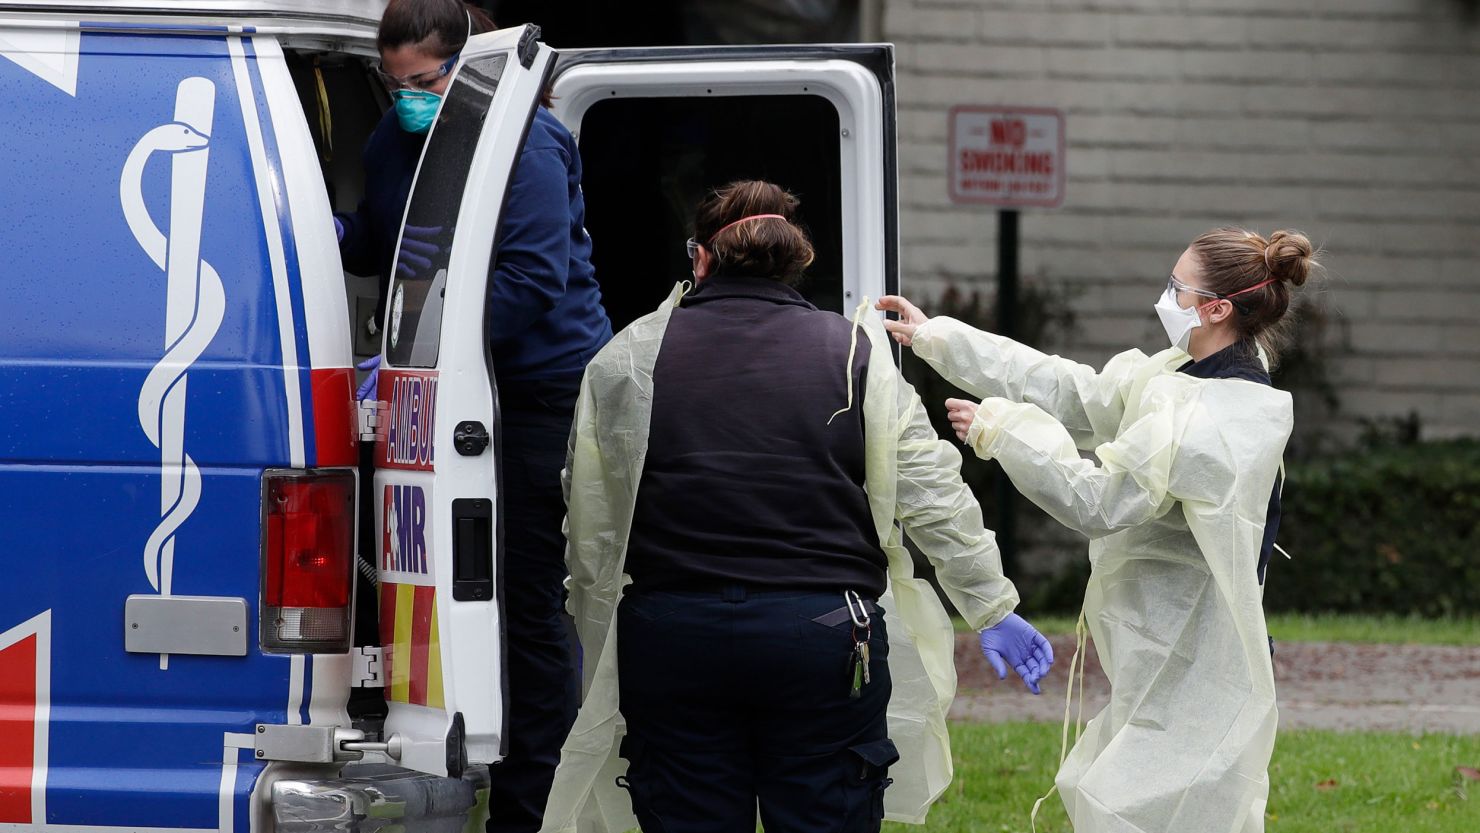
[395,223,448,280]
[980,613,1055,695]
[333,215,345,243]
[356,355,382,402]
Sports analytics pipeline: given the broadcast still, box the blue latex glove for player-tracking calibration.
[395,224,447,280]
[356,355,382,402]
[980,613,1055,695]
[333,215,344,243]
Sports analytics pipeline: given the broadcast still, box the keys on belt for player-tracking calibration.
[845,590,871,699]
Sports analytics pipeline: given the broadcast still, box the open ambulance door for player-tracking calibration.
[372,24,549,778]
[547,45,900,328]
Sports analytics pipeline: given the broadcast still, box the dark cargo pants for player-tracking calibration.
[616,587,898,833]
[486,378,582,833]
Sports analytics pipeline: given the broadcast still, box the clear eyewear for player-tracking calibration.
[1167,274,1252,313]
[1167,274,1220,300]
[685,238,699,260]
[376,52,459,92]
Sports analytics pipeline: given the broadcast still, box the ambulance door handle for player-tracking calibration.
[341,733,403,761]
[454,420,490,456]
[452,498,494,602]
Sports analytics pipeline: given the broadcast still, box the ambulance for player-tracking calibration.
[0,1,900,829]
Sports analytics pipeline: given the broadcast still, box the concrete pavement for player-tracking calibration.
[948,632,1480,734]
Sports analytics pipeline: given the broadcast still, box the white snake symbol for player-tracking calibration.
[121,77,225,634]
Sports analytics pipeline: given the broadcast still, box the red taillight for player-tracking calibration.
[261,469,355,654]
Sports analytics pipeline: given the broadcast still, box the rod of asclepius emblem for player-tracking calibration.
[121,77,225,670]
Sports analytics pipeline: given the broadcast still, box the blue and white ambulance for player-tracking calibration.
[0,1,900,829]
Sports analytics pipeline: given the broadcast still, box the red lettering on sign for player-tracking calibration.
[960,150,1055,175]
[949,106,1065,208]
[990,118,1027,148]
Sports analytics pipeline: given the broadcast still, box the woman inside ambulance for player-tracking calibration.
[878,228,1315,833]
[544,180,1053,833]
[335,1,612,831]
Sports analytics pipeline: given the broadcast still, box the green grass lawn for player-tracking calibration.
[893,721,1480,832]
[1262,613,1480,646]
[954,612,1480,646]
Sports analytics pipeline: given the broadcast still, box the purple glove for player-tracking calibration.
[980,613,1055,695]
[333,215,345,243]
[395,224,447,280]
[356,355,381,401]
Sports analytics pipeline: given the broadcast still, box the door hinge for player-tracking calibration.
[254,724,403,764]
[517,24,541,69]
[354,645,385,688]
[357,400,386,443]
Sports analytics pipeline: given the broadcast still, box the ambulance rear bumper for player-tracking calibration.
[271,763,490,832]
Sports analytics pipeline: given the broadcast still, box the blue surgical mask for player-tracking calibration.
[394,89,442,134]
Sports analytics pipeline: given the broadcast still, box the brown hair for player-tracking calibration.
[377,0,494,57]
[1190,227,1320,364]
[377,0,555,107]
[694,180,816,285]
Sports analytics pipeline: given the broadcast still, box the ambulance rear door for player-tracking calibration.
[372,24,550,778]
[548,45,899,327]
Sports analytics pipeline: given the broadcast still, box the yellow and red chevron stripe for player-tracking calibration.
[379,581,444,708]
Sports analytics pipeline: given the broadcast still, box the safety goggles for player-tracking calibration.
[1167,274,1254,314]
[376,52,459,92]
[685,237,700,260]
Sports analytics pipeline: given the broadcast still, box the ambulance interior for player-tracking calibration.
[287,48,847,340]
[574,94,845,330]
[283,50,393,356]
[285,47,848,724]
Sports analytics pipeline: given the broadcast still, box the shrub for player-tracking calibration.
[1263,439,1480,617]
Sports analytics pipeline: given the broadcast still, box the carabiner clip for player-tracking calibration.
[844,590,871,629]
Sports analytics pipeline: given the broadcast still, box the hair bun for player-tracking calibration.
[1263,229,1314,288]
[694,180,815,284]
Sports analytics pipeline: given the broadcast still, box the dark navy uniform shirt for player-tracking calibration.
[338,107,611,384]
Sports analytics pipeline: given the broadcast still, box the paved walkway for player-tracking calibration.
[948,633,1480,734]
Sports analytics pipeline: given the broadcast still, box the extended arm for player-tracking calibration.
[964,389,1181,540]
[893,379,1018,631]
[560,385,621,692]
[912,316,1142,450]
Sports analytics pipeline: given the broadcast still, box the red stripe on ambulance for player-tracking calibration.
[409,585,435,705]
[311,367,358,467]
[0,634,36,822]
[0,612,48,825]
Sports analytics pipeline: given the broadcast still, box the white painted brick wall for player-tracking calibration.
[885,0,1480,439]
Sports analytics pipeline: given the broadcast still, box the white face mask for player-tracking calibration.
[1154,286,1202,352]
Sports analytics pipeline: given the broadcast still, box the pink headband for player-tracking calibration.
[708,213,787,245]
[1195,277,1278,311]
[1228,277,1277,298]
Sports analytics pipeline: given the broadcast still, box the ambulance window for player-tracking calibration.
[387,53,508,368]
[577,95,844,331]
